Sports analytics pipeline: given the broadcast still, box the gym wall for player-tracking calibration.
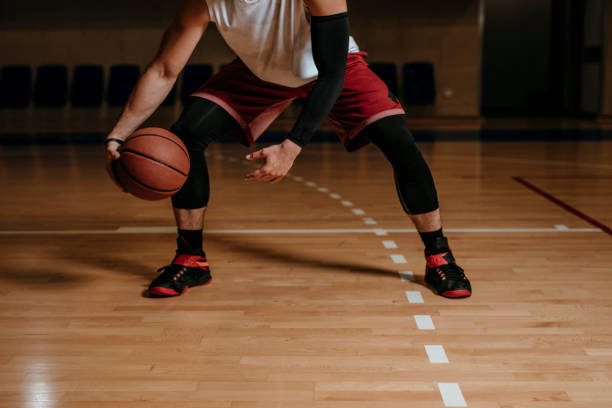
[0,0,482,117]
[601,0,612,119]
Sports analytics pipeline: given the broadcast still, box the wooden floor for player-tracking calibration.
[0,140,611,407]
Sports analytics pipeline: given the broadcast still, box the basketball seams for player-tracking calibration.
[117,159,180,194]
[126,133,190,160]
[121,148,188,177]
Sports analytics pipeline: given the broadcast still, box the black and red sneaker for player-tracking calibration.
[424,239,471,299]
[148,253,212,297]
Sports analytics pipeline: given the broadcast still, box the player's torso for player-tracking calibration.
[206,0,359,87]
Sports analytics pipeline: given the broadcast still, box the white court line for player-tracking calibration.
[399,271,414,282]
[406,290,425,303]
[555,224,570,231]
[438,383,467,407]
[292,176,304,182]
[390,254,407,264]
[425,345,449,364]
[414,315,435,330]
[352,208,366,215]
[330,193,342,199]
[340,200,353,206]
[362,217,377,225]
[382,240,398,249]
[317,187,329,193]
[0,227,601,236]
[305,181,317,187]
[385,227,600,233]
[405,291,424,304]
[430,152,612,170]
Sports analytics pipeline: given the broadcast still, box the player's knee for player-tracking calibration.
[171,153,210,209]
[171,182,209,209]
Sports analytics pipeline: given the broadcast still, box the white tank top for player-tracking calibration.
[206,0,360,88]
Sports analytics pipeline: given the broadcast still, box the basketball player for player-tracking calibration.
[105,0,472,298]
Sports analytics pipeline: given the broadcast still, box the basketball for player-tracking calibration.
[113,127,190,200]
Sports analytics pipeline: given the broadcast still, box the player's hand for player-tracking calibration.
[245,139,302,183]
[104,138,127,192]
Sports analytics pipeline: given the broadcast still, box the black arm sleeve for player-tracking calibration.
[286,12,349,147]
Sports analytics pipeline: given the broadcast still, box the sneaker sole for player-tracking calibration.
[148,278,213,298]
[440,289,472,299]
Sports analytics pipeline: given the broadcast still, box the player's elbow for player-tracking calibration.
[149,60,181,82]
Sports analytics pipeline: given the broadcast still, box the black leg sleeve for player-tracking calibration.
[363,115,439,215]
[171,98,242,209]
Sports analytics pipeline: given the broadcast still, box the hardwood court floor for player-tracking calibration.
[0,140,611,407]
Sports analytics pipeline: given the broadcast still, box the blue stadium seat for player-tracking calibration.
[180,64,213,103]
[369,62,398,96]
[71,65,104,107]
[107,65,141,106]
[402,62,436,106]
[34,65,68,107]
[0,65,32,108]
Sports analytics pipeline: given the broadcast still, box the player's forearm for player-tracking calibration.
[108,65,178,140]
[287,12,349,147]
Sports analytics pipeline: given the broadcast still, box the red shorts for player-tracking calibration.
[192,51,405,151]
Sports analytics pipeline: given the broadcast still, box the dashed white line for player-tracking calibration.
[292,176,304,182]
[373,229,388,236]
[398,270,414,281]
[425,345,449,364]
[352,208,366,215]
[390,254,407,264]
[330,193,342,199]
[340,200,353,206]
[382,240,398,249]
[414,315,435,330]
[317,187,329,193]
[405,291,424,304]
[362,217,377,225]
[438,383,467,407]
[305,181,317,187]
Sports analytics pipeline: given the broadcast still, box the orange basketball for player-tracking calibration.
[113,127,190,200]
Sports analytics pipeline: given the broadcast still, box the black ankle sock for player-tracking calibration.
[177,229,204,255]
[419,228,449,254]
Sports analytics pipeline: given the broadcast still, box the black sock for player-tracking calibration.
[419,228,449,254]
[177,229,204,255]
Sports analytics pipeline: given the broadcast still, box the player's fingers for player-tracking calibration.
[244,169,267,180]
[246,149,266,161]
[259,173,276,182]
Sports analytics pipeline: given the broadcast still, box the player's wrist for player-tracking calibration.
[105,137,125,146]
[281,138,303,156]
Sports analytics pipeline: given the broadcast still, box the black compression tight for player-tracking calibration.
[362,115,439,215]
[171,98,241,209]
[171,101,438,215]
